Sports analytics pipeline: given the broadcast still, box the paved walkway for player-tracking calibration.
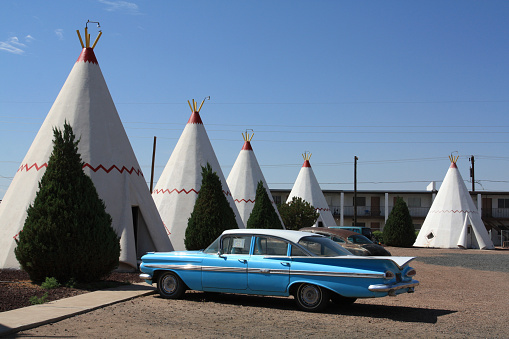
[0,283,155,337]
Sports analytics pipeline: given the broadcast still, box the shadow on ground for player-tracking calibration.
[160,292,455,324]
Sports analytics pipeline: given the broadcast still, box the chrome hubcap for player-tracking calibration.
[162,275,177,294]
[300,285,320,306]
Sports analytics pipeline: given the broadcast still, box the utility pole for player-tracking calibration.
[469,155,475,192]
[354,156,358,226]
[150,136,157,193]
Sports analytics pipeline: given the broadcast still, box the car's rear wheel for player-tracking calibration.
[330,293,357,306]
[295,283,329,312]
[157,271,186,299]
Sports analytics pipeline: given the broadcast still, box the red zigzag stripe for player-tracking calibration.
[316,207,330,212]
[153,188,199,195]
[83,164,143,176]
[234,199,277,205]
[153,188,232,196]
[18,163,48,172]
[430,210,478,214]
[235,199,256,203]
[17,162,143,176]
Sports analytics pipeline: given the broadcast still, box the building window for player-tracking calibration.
[408,197,421,207]
[354,197,366,206]
[273,195,282,205]
[498,199,509,208]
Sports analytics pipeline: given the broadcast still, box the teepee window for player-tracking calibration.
[426,232,435,240]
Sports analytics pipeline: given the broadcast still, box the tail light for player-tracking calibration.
[384,271,395,279]
[406,269,416,277]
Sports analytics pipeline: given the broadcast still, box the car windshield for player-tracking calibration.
[347,235,373,244]
[203,237,220,254]
[297,236,352,257]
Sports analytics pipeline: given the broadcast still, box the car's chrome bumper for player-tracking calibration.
[368,279,419,296]
[140,273,152,280]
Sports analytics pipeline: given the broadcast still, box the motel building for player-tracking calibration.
[270,188,509,247]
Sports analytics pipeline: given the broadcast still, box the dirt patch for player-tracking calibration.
[0,269,143,312]
[6,247,509,338]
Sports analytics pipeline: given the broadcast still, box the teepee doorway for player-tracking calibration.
[132,206,157,260]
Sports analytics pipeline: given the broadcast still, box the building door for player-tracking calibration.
[371,197,381,216]
[482,198,492,218]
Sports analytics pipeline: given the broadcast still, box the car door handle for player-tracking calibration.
[238,259,247,264]
[280,262,290,266]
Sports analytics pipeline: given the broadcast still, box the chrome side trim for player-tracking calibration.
[248,268,288,275]
[145,263,385,279]
[201,265,247,273]
[144,264,201,271]
[291,270,385,279]
[368,279,420,292]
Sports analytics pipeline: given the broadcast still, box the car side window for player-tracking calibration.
[290,245,309,256]
[331,236,345,243]
[222,235,252,255]
[253,236,288,256]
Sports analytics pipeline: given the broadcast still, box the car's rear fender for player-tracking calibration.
[288,275,379,299]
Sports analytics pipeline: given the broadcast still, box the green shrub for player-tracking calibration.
[185,163,238,250]
[65,278,77,288]
[30,293,48,305]
[14,122,120,284]
[383,197,416,247]
[277,197,319,230]
[247,181,284,229]
[41,277,60,289]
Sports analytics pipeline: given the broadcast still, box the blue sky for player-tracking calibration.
[1,0,509,200]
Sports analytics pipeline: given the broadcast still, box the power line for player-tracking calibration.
[3,100,509,105]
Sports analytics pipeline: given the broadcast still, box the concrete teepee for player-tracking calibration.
[414,156,494,249]
[227,132,284,228]
[287,153,336,227]
[0,25,173,270]
[152,99,243,251]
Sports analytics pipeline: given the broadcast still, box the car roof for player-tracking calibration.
[300,227,360,238]
[222,228,321,244]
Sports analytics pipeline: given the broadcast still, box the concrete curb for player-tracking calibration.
[0,283,155,337]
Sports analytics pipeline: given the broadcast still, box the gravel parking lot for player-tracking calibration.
[12,247,509,338]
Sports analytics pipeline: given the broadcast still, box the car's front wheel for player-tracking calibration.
[157,271,186,299]
[295,283,329,312]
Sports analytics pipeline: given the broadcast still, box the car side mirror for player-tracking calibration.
[217,250,224,257]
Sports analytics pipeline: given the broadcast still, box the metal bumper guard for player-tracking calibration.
[140,273,152,280]
[368,279,419,296]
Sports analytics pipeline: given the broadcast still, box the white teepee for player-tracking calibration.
[287,153,336,227]
[227,133,284,228]
[0,28,173,270]
[152,99,243,251]
[414,156,494,249]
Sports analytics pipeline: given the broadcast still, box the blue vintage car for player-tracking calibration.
[139,229,419,312]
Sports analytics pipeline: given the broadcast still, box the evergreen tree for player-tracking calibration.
[185,163,238,250]
[278,196,319,230]
[14,122,120,283]
[246,181,284,229]
[383,197,416,247]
